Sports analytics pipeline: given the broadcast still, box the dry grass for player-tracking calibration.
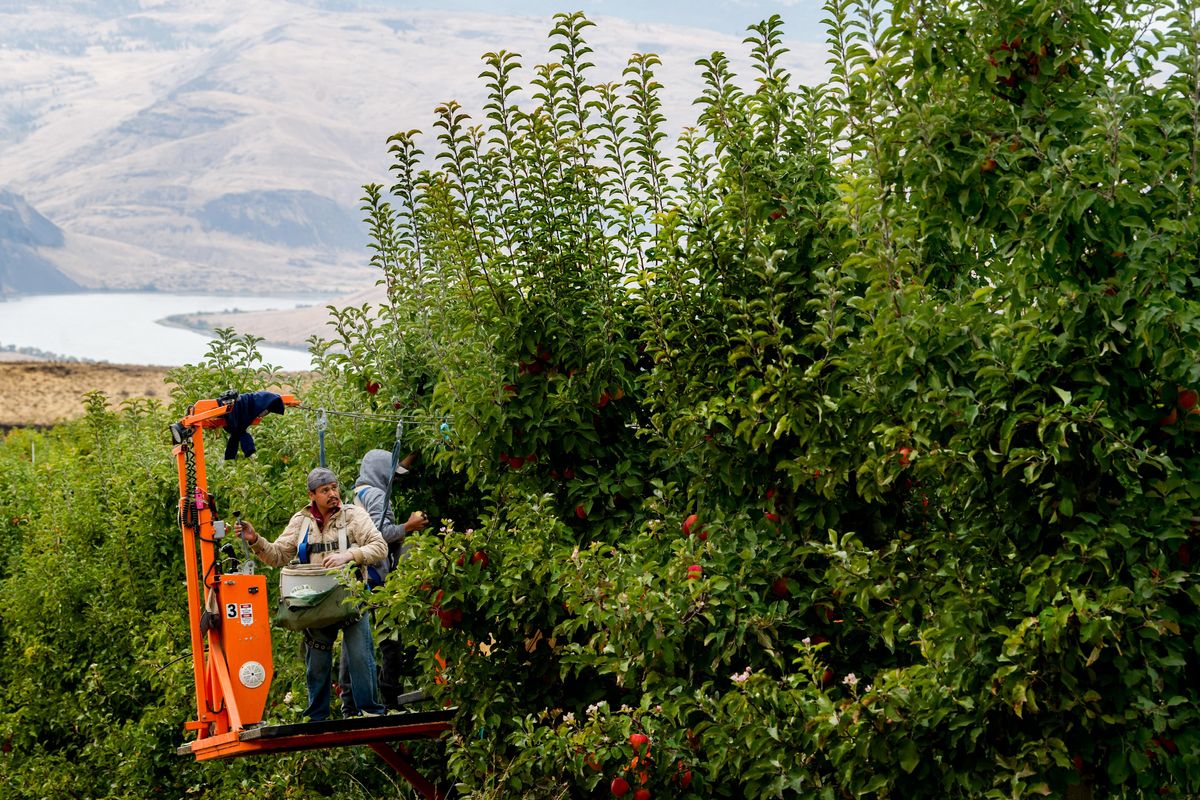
[0,361,173,427]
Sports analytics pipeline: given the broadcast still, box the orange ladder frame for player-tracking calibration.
[172,395,453,799]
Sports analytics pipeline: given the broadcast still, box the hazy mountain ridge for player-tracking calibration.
[0,189,79,295]
[0,1,826,299]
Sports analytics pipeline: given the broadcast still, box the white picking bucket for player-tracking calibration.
[280,564,341,598]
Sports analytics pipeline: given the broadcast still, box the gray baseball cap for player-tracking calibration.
[306,467,339,491]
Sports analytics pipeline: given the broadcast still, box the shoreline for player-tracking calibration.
[0,291,334,367]
[154,315,314,353]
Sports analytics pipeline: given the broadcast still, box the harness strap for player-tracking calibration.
[299,516,348,564]
[354,486,388,588]
[298,517,311,564]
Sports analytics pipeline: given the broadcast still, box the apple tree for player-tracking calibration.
[324,2,1200,798]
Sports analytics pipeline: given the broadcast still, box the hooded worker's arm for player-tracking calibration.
[360,485,407,546]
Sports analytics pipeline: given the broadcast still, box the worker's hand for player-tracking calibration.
[235,519,258,545]
[322,551,354,569]
[404,510,429,533]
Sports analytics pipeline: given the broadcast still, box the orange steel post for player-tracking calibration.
[176,425,225,737]
[175,395,298,741]
[368,743,446,800]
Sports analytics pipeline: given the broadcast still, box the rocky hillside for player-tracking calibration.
[0,1,827,296]
[0,190,79,296]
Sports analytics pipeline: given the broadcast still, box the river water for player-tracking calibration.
[0,292,328,371]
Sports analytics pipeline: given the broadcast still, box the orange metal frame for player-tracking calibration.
[173,395,453,799]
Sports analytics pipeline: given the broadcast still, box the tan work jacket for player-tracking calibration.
[250,503,387,570]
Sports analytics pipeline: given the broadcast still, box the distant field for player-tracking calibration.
[0,362,316,429]
[0,361,174,427]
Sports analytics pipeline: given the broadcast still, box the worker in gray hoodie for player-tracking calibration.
[339,448,428,713]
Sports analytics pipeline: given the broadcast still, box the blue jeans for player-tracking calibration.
[340,630,410,714]
[303,613,385,720]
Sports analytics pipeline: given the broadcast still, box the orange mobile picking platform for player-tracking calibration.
[171,393,453,799]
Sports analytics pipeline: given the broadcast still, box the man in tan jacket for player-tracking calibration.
[236,467,389,720]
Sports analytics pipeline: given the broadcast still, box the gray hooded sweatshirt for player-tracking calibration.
[352,448,409,584]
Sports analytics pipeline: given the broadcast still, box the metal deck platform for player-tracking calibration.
[178,706,456,799]
[178,706,454,759]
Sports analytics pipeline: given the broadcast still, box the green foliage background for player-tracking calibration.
[2,0,1200,797]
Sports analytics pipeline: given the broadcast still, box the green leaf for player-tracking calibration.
[898,739,920,773]
[1107,749,1130,785]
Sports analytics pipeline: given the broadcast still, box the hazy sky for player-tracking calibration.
[403,1,827,41]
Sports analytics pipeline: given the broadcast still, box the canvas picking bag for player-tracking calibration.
[274,519,361,631]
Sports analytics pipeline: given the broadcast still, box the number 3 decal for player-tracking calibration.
[226,603,237,618]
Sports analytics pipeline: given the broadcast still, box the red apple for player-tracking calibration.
[611,777,630,797]
[770,577,790,599]
[764,511,780,523]
[898,447,912,466]
[1178,387,1199,410]
[597,391,611,408]
[471,550,489,568]
[686,565,702,580]
[822,668,834,686]
[682,513,698,536]
[585,753,602,772]
[634,789,651,800]
[679,769,692,789]
[366,381,380,395]
[629,732,649,753]
[575,505,587,520]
